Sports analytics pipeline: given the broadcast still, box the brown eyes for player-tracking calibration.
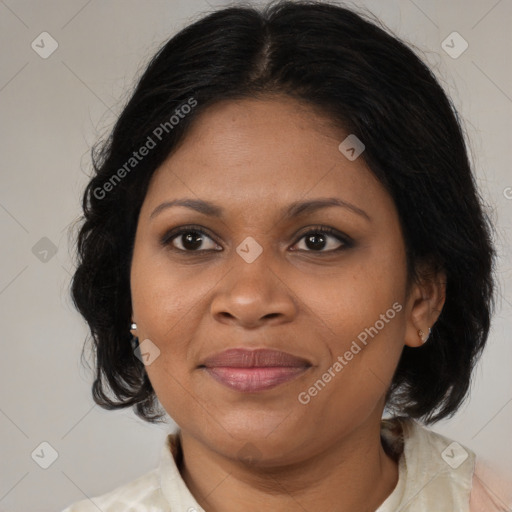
[160,224,353,254]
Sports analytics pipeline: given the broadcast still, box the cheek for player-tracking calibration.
[297,241,407,340]
[130,242,204,338]
[129,245,222,395]
[293,240,408,403]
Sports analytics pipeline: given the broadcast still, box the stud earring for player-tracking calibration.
[418,327,431,344]
[130,322,139,349]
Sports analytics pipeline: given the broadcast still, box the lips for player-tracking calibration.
[200,348,311,368]
[199,348,312,392]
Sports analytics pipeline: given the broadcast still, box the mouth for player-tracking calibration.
[199,348,312,392]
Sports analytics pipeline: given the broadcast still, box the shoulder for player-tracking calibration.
[60,431,199,512]
[470,459,512,511]
[401,418,476,491]
[60,467,166,512]
[381,417,512,512]
[379,417,477,511]
[384,416,477,474]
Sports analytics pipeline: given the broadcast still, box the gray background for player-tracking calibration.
[0,1,511,511]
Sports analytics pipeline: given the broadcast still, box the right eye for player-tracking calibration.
[161,226,222,253]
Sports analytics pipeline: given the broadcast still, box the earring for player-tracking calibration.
[418,327,431,344]
[130,322,139,349]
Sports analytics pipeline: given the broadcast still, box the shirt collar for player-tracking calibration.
[159,430,205,511]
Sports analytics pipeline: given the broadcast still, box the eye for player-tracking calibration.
[161,225,221,252]
[292,226,352,253]
[161,225,352,254]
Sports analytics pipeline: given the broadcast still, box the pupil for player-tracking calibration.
[183,231,203,250]
[306,233,326,250]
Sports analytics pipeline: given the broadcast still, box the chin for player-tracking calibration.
[204,412,307,458]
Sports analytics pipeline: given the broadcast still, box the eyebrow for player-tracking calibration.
[149,197,371,222]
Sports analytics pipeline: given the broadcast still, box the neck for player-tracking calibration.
[178,413,399,512]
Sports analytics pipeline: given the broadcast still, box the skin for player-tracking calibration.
[129,95,446,512]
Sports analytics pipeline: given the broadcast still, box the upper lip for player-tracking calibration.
[199,348,312,368]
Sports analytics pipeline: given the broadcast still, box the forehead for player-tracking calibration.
[141,96,392,222]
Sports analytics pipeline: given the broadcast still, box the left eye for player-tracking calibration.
[292,228,348,252]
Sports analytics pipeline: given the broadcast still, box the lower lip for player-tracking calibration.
[203,366,309,392]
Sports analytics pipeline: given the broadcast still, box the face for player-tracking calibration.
[130,96,427,466]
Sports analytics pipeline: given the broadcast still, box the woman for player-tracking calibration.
[63,1,511,510]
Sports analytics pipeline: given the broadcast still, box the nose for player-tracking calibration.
[210,253,297,329]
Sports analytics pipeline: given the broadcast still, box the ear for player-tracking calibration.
[404,266,446,348]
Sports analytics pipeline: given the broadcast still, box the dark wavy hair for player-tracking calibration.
[70,0,496,424]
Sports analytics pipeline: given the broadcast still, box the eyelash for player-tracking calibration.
[160,224,353,255]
